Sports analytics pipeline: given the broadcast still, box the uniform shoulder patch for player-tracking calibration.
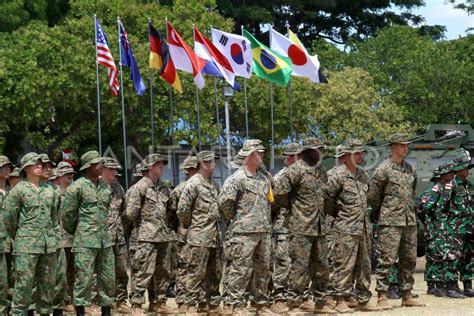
[432,185,440,192]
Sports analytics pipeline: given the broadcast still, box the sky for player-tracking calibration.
[409,0,473,39]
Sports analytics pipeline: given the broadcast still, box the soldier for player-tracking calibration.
[270,143,301,313]
[61,151,115,316]
[40,154,56,184]
[126,153,176,315]
[8,167,22,188]
[101,157,131,313]
[55,162,76,312]
[176,150,226,314]
[449,156,473,297]
[170,155,199,312]
[324,140,381,313]
[273,137,334,314]
[368,134,425,309]
[218,139,273,315]
[4,152,59,315]
[0,155,13,314]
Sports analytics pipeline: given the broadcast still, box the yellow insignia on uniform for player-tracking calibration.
[267,185,274,204]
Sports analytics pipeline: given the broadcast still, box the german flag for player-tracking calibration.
[149,23,182,93]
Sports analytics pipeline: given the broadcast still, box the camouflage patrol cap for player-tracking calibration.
[56,161,76,177]
[0,156,14,168]
[49,168,58,181]
[439,163,454,175]
[179,156,199,170]
[197,150,218,162]
[79,151,103,171]
[429,167,441,182]
[388,133,411,145]
[20,152,41,171]
[282,143,301,156]
[102,157,122,170]
[133,163,144,178]
[345,138,367,153]
[10,167,21,178]
[40,153,56,166]
[231,153,245,169]
[142,153,168,169]
[238,139,265,157]
[452,156,473,171]
[334,144,347,158]
[301,137,323,151]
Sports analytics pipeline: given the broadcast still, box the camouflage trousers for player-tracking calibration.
[0,252,8,315]
[12,252,57,315]
[223,233,271,307]
[424,238,436,282]
[271,233,291,302]
[375,225,417,293]
[73,247,115,307]
[461,234,473,281]
[287,234,329,306]
[130,242,172,305]
[179,244,223,306]
[64,248,74,304]
[167,241,178,284]
[330,231,372,303]
[388,260,400,284]
[113,243,129,303]
[53,249,67,309]
[175,242,187,305]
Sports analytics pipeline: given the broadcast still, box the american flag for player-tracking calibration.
[95,17,119,96]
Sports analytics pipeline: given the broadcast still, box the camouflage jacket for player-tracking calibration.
[324,164,371,236]
[177,173,221,247]
[418,183,442,240]
[273,159,328,236]
[170,180,188,244]
[125,177,177,244]
[218,167,272,234]
[0,190,6,252]
[55,186,73,248]
[62,176,112,249]
[368,158,417,226]
[448,176,472,235]
[4,181,59,254]
[272,167,289,234]
[108,181,127,245]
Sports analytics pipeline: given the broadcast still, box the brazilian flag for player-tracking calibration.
[243,29,293,87]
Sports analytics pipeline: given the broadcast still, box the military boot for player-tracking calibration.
[334,298,353,314]
[101,306,111,316]
[463,280,474,297]
[376,292,393,310]
[401,290,426,307]
[209,304,232,314]
[271,301,290,314]
[131,304,144,316]
[357,301,383,312]
[387,284,401,299]
[447,281,465,299]
[435,282,447,297]
[27,310,34,316]
[426,281,436,295]
[75,306,85,316]
[313,301,337,314]
[53,309,63,316]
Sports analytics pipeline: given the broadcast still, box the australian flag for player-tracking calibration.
[119,20,146,96]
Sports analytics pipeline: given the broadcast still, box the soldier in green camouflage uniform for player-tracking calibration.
[273,137,334,314]
[0,155,13,314]
[176,151,226,314]
[325,140,381,313]
[4,152,59,315]
[8,167,22,188]
[218,139,274,315]
[270,143,301,313]
[368,134,425,309]
[101,157,132,313]
[62,151,115,315]
[448,156,473,297]
[170,156,199,312]
[125,153,176,315]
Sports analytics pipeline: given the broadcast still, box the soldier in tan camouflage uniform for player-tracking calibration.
[170,156,199,312]
[270,143,301,313]
[218,139,274,315]
[273,137,335,314]
[0,155,13,314]
[177,151,227,314]
[4,152,60,315]
[126,153,176,315]
[324,140,381,313]
[62,151,115,316]
[101,157,131,314]
[368,134,425,309]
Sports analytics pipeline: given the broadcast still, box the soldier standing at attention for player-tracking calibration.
[8,167,22,188]
[4,153,59,315]
[126,154,176,315]
[324,140,381,313]
[101,157,132,313]
[0,155,13,314]
[218,139,273,315]
[368,134,425,309]
[61,151,115,316]
[177,150,226,314]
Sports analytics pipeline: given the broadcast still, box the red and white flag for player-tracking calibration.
[95,17,119,95]
[270,28,322,83]
[167,22,206,89]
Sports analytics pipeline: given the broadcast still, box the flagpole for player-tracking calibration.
[286,21,294,141]
[241,25,249,138]
[192,25,202,151]
[117,17,129,190]
[147,18,155,149]
[94,15,102,155]
[269,28,275,173]
[165,18,177,186]
[213,77,224,184]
